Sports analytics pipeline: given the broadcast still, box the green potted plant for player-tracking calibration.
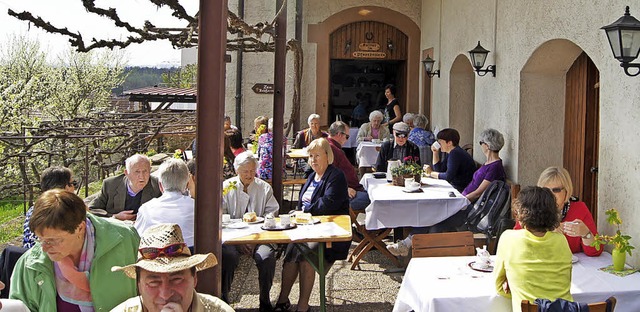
[592,208,635,271]
[390,156,422,186]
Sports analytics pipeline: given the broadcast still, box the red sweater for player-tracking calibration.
[514,201,602,256]
[327,137,365,192]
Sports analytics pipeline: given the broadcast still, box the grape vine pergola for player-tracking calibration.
[8,0,295,295]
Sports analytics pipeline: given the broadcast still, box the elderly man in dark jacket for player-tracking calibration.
[375,122,421,172]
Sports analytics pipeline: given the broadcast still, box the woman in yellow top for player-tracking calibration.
[494,186,573,312]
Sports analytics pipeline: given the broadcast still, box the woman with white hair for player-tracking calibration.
[222,151,280,309]
[356,110,390,143]
[292,113,328,149]
[408,114,435,148]
[402,113,415,128]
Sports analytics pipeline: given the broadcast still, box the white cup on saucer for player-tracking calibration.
[280,214,291,227]
[222,214,231,224]
[405,180,420,192]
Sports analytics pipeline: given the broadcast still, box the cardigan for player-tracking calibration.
[10,214,140,312]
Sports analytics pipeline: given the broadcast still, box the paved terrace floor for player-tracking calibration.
[228,242,405,312]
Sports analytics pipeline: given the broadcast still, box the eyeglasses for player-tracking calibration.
[139,243,186,260]
[479,141,486,146]
[36,237,65,247]
[395,133,408,138]
[68,180,79,188]
[340,132,350,140]
[549,187,565,193]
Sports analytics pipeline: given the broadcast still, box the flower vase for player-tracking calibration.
[612,247,626,271]
[392,175,405,186]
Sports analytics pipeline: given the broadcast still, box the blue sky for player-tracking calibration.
[0,0,198,67]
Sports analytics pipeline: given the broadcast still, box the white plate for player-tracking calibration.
[247,217,265,224]
[572,255,579,264]
[226,222,248,229]
[294,217,321,225]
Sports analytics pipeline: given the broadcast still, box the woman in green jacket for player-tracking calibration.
[10,189,140,311]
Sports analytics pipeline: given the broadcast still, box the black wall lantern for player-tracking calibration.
[602,6,640,77]
[422,55,440,78]
[468,41,496,77]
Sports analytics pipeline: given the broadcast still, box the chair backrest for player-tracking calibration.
[412,231,475,258]
[521,296,617,312]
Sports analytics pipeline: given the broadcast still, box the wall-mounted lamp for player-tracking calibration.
[422,55,440,78]
[468,41,496,77]
[387,38,395,52]
[601,6,640,77]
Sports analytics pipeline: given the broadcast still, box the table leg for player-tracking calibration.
[294,243,327,312]
[318,243,326,312]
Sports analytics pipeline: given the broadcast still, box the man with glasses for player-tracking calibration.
[375,122,421,172]
[327,121,371,211]
[89,154,161,221]
[112,223,234,312]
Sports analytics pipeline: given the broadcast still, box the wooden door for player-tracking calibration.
[564,52,600,221]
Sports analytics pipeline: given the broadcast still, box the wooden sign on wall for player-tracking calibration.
[252,83,274,94]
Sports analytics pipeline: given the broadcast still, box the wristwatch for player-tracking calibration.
[582,231,593,239]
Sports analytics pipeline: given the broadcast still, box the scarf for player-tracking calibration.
[54,217,96,312]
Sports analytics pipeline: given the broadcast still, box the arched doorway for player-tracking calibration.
[519,39,600,218]
[449,54,475,148]
[328,21,408,127]
[308,6,421,126]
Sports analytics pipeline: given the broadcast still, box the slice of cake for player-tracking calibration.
[295,212,313,224]
[243,211,257,222]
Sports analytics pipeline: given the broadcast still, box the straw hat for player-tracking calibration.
[112,223,217,279]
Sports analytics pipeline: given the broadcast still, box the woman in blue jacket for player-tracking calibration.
[274,138,350,312]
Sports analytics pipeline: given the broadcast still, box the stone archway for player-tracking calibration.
[518,39,584,187]
[449,54,475,148]
[308,6,421,125]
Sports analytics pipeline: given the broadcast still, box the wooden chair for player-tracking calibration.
[347,207,400,269]
[412,231,475,258]
[521,296,616,312]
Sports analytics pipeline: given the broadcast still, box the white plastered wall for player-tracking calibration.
[421,0,640,265]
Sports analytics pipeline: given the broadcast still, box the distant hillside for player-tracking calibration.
[121,66,180,91]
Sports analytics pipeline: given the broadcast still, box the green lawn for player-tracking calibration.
[0,180,103,246]
[0,200,25,245]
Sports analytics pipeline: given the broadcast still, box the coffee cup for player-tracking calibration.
[372,139,381,144]
[222,214,231,224]
[432,141,441,150]
[405,180,420,191]
[280,214,291,227]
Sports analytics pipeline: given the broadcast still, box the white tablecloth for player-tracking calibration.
[360,174,470,230]
[393,253,640,312]
[342,128,360,148]
[356,142,382,167]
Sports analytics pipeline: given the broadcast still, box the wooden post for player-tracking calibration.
[272,0,287,205]
[195,0,227,296]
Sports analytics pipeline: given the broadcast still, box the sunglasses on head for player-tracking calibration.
[549,187,565,193]
[395,133,408,138]
[139,243,186,260]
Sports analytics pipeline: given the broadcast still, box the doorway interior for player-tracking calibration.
[329,59,404,127]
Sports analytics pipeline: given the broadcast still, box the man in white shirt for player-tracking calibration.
[135,158,195,248]
[221,152,279,311]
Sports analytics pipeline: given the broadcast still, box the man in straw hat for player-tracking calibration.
[111,224,234,312]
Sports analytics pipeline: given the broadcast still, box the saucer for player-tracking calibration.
[468,261,493,272]
[572,255,579,264]
[227,222,249,229]
[402,188,423,193]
